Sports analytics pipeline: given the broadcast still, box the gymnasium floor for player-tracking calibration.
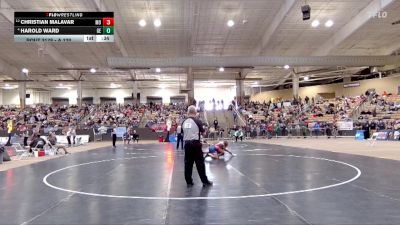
[1,141,400,225]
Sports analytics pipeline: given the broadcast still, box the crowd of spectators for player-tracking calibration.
[145,102,187,130]
[219,92,400,140]
[2,91,400,148]
[84,104,144,129]
[0,104,89,132]
[355,92,400,138]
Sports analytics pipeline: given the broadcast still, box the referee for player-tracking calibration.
[182,105,213,187]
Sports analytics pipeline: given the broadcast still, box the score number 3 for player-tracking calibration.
[102,18,114,26]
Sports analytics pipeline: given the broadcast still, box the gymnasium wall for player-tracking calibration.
[2,89,20,105]
[251,76,400,102]
[2,88,186,105]
[139,88,186,104]
[194,86,236,103]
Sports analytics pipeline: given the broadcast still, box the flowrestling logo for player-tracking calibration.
[368,10,388,19]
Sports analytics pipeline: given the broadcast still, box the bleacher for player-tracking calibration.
[305,96,366,123]
[362,95,400,121]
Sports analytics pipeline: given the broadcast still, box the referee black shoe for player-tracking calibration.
[203,181,213,187]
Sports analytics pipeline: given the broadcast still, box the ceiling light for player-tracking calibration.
[110,83,120,88]
[22,68,29,74]
[56,86,69,89]
[325,20,334,27]
[153,19,162,27]
[304,76,309,81]
[311,20,320,27]
[139,19,147,27]
[219,67,225,72]
[160,84,166,89]
[284,65,290,70]
[227,20,235,27]
[251,81,259,87]
[90,68,96,73]
[3,86,17,90]
[5,83,9,87]
[55,84,70,89]
[155,68,161,73]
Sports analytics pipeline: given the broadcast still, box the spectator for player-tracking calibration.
[234,128,244,142]
[176,125,183,150]
[47,132,69,154]
[132,130,139,143]
[213,118,218,130]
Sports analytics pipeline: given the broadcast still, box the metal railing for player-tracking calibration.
[201,110,209,126]
[78,105,97,128]
[232,106,246,126]
[350,100,368,120]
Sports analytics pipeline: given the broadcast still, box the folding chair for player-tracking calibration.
[93,128,103,141]
[44,143,58,156]
[12,143,31,160]
[75,137,82,146]
[367,132,379,147]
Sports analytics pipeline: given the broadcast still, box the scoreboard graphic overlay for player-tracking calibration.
[14,12,114,42]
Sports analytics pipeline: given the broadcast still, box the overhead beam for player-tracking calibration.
[252,0,296,56]
[0,0,79,80]
[256,75,346,87]
[271,66,320,90]
[273,67,367,88]
[0,2,27,80]
[0,57,25,80]
[312,0,395,56]
[239,68,251,79]
[92,0,136,80]
[108,55,400,68]
[379,42,400,55]
[273,71,293,89]
[37,43,80,79]
[0,0,13,20]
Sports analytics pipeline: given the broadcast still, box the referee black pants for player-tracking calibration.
[184,141,209,184]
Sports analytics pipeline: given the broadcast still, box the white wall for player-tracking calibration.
[28,90,51,105]
[139,88,185,104]
[84,89,128,104]
[2,89,20,105]
[251,76,400,102]
[51,89,77,105]
[195,86,236,109]
[52,88,133,105]
[1,88,186,106]
[3,89,52,105]
[1,86,243,106]
[195,86,235,102]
